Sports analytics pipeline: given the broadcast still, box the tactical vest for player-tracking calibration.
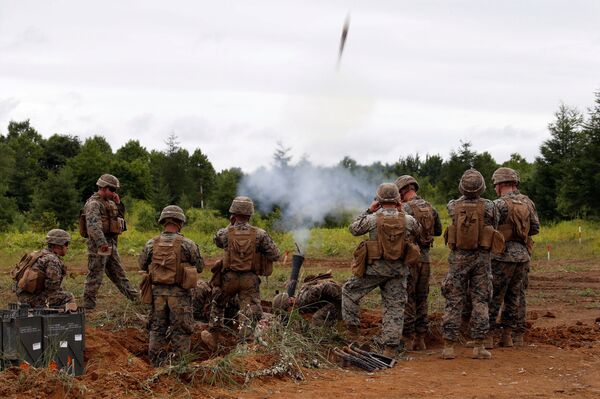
[497,197,531,243]
[409,201,435,247]
[12,251,47,294]
[363,213,407,262]
[148,235,198,289]
[79,197,124,238]
[222,226,273,276]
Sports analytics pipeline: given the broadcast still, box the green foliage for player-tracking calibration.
[67,136,114,201]
[31,166,80,229]
[209,168,244,216]
[186,208,229,234]
[131,200,159,232]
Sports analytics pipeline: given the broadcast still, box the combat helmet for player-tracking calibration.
[229,196,254,216]
[376,183,401,203]
[46,229,71,246]
[459,169,486,197]
[96,174,120,189]
[272,292,290,312]
[158,205,186,224]
[491,167,520,186]
[394,175,419,192]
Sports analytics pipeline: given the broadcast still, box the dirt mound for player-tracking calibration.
[527,322,600,348]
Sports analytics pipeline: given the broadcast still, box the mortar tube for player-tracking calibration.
[287,254,305,297]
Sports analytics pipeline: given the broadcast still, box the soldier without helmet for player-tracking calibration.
[81,174,138,310]
[395,175,443,351]
[14,229,76,311]
[488,167,540,347]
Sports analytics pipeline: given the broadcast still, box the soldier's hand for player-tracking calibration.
[100,244,110,253]
[112,193,121,204]
[368,200,381,213]
[65,302,78,312]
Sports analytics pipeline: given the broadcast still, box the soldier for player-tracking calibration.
[489,167,540,347]
[342,183,420,358]
[14,229,76,310]
[82,174,138,310]
[191,279,239,324]
[441,169,499,360]
[202,196,280,349]
[272,275,342,327]
[395,175,442,351]
[139,205,203,366]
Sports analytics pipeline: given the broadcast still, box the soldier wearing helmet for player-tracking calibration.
[395,175,442,351]
[202,196,280,351]
[488,167,540,348]
[342,183,420,358]
[15,229,76,310]
[82,173,138,310]
[272,273,342,327]
[441,169,499,360]
[139,205,204,366]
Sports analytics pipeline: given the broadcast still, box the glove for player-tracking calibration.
[65,302,78,312]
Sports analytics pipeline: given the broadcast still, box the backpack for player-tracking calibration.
[223,226,257,272]
[78,207,88,238]
[500,198,531,243]
[12,251,46,294]
[453,201,484,250]
[409,202,435,246]
[149,235,183,285]
[375,212,406,261]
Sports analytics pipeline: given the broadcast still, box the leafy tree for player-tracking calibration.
[209,168,244,216]
[339,156,359,173]
[189,148,216,208]
[0,142,18,229]
[273,141,292,169]
[31,166,80,229]
[420,154,444,185]
[113,140,152,199]
[67,136,114,202]
[41,134,81,172]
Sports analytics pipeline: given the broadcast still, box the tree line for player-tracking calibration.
[1,90,598,231]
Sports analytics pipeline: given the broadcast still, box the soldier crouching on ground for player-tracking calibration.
[14,229,76,310]
[139,205,204,366]
[202,196,280,350]
[342,183,421,358]
[395,175,442,351]
[488,167,540,347]
[191,279,239,324]
[272,274,342,327]
[441,169,500,360]
[82,174,138,310]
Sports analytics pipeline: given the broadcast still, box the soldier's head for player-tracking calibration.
[96,174,120,200]
[394,175,419,201]
[491,167,519,196]
[458,168,486,199]
[375,183,401,207]
[229,196,254,223]
[158,205,186,231]
[272,292,293,313]
[46,229,71,256]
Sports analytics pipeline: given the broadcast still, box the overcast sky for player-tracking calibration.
[1,0,599,172]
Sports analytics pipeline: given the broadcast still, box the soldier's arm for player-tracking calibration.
[432,207,443,236]
[405,214,421,242]
[85,201,108,247]
[528,200,541,236]
[258,231,281,261]
[213,228,228,249]
[44,258,67,301]
[184,239,204,273]
[138,240,154,272]
[348,210,372,236]
[484,200,499,228]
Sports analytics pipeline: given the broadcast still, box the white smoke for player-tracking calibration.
[238,161,388,251]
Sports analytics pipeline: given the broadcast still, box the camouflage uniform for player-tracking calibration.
[342,207,420,347]
[489,191,540,332]
[191,279,239,324]
[139,231,203,366]
[16,248,74,308]
[296,279,342,327]
[209,221,280,338]
[83,193,138,309]
[401,197,442,337]
[442,196,498,342]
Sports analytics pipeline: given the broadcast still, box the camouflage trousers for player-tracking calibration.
[17,290,74,309]
[442,250,492,341]
[516,262,530,334]
[83,244,138,309]
[489,260,529,331]
[149,290,194,366]
[308,303,340,327]
[209,271,262,339]
[403,261,431,336]
[342,273,408,347]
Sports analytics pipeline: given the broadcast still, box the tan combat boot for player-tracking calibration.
[201,330,218,351]
[414,333,427,351]
[472,340,492,359]
[404,335,415,351]
[513,333,524,347]
[441,339,456,359]
[483,333,494,349]
[501,328,514,347]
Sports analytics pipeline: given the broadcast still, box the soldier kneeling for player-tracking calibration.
[139,205,204,366]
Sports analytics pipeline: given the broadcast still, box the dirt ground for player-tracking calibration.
[1,258,600,398]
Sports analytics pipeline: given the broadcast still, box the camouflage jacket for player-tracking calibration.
[214,221,281,262]
[139,231,204,295]
[296,279,342,313]
[447,196,499,256]
[349,207,420,277]
[83,193,121,251]
[492,190,540,263]
[16,248,69,306]
[402,196,443,262]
